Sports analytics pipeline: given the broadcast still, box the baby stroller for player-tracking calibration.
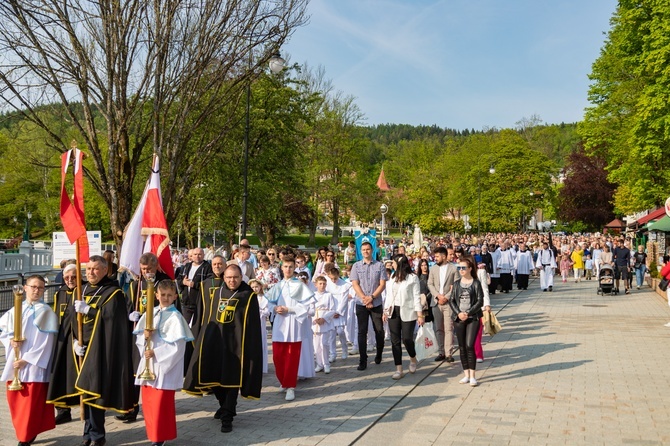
[597,264,616,295]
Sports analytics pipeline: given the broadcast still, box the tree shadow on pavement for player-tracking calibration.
[482,359,593,382]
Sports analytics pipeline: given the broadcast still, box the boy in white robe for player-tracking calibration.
[313,276,336,373]
[0,275,58,446]
[326,265,352,361]
[266,256,315,401]
[134,280,193,446]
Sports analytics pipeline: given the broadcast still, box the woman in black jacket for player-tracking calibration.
[449,255,484,387]
[416,259,434,323]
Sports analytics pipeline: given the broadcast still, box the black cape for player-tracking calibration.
[74,277,134,412]
[47,285,79,407]
[183,281,263,399]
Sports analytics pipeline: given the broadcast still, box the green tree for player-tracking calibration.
[0,0,308,249]
[580,1,670,214]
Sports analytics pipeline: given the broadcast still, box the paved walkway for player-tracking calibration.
[2,277,670,445]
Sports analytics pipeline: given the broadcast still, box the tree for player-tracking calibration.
[557,148,615,231]
[0,0,308,248]
[580,1,670,214]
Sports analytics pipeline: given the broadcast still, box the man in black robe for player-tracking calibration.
[184,264,262,434]
[192,254,227,339]
[47,262,78,425]
[71,255,134,446]
[116,252,170,423]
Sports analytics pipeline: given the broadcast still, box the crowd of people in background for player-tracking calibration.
[2,230,662,446]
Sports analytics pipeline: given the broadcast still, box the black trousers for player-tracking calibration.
[454,317,480,371]
[387,307,417,366]
[355,304,385,363]
[488,277,499,294]
[213,388,239,424]
[83,405,106,441]
[499,273,513,292]
[517,274,529,289]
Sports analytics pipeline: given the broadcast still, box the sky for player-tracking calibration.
[283,0,617,130]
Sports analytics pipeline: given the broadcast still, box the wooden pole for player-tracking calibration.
[75,239,85,421]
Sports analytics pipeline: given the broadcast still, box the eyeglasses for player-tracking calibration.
[456,266,468,271]
[267,253,276,256]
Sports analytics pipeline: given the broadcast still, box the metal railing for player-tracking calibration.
[0,283,61,312]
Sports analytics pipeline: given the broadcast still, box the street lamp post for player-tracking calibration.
[477,165,495,237]
[23,211,32,242]
[380,204,388,242]
[241,51,285,239]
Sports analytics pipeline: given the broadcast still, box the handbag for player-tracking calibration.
[414,322,438,361]
[659,277,669,292]
[483,311,502,336]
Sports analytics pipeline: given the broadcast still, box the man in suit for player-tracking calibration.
[427,246,458,362]
[177,247,212,327]
[228,244,256,282]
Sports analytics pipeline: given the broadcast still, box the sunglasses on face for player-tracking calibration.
[456,266,468,271]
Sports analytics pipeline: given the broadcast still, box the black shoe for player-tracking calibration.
[90,440,106,446]
[214,407,223,419]
[221,422,233,433]
[548,286,553,292]
[79,441,91,446]
[446,355,455,363]
[374,352,382,364]
[357,362,367,371]
[542,289,547,292]
[151,443,165,446]
[55,410,72,425]
[434,354,446,362]
[18,438,36,446]
[115,408,138,423]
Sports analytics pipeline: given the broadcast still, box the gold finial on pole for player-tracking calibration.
[70,139,78,149]
[138,272,156,381]
[8,285,25,391]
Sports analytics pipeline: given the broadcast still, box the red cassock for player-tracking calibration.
[6,382,55,442]
[141,386,177,442]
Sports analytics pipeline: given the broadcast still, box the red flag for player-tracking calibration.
[60,149,89,261]
[119,156,174,279]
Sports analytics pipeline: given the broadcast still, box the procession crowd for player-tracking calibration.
[0,230,655,446]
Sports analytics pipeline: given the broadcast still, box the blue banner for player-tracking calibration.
[353,229,378,261]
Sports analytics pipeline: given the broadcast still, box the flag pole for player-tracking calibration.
[75,238,85,421]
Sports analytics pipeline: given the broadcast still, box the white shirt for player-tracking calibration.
[0,301,57,383]
[266,279,315,342]
[133,305,193,390]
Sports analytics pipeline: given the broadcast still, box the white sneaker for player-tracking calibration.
[279,386,286,392]
[459,376,470,384]
[367,345,375,352]
[324,365,331,374]
[469,378,478,387]
[348,348,359,355]
[476,358,483,363]
[664,322,670,327]
[341,352,348,360]
[329,356,336,363]
[315,365,324,373]
[285,388,295,401]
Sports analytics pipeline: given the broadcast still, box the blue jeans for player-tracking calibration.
[635,266,646,287]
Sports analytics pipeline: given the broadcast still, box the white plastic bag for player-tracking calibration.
[414,321,438,362]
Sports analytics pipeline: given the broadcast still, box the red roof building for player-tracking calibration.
[377,168,391,191]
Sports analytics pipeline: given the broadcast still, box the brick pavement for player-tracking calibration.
[2,278,670,445]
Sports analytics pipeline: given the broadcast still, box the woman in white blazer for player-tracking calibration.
[382,255,424,380]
